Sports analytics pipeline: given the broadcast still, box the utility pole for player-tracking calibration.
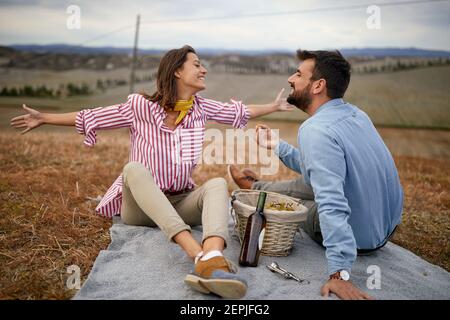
[129,14,140,94]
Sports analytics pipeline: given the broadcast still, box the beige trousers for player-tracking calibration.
[120,162,230,245]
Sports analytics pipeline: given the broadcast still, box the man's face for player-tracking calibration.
[287,59,315,112]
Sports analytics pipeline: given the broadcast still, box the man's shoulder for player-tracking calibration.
[298,122,333,147]
[300,120,330,136]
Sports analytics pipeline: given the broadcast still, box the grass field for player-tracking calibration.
[0,118,449,299]
[1,65,449,129]
[0,64,449,299]
[202,65,450,129]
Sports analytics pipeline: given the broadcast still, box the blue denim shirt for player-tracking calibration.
[275,98,403,275]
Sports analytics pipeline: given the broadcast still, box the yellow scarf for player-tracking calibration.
[173,96,194,125]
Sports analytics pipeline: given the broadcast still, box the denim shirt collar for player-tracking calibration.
[313,98,345,116]
[300,98,345,129]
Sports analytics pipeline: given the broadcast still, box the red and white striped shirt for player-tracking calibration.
[76,93,249,217]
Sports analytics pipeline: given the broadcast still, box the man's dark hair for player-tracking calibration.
[297,49,351,99]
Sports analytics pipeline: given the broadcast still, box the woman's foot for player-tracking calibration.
[185,253,247,299]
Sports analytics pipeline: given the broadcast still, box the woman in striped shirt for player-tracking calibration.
[11,45,293,299]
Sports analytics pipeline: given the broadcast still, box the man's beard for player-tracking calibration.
[287,83,312,112]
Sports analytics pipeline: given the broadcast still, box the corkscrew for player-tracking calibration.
[266,262,310,284]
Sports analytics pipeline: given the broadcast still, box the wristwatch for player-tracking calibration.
[330,270,350,281]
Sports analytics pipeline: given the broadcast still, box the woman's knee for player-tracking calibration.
[123,161,145,175]
[123,162,153,185]
[121,211,157,228]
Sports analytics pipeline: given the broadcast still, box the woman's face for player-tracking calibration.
[175,52,208,93]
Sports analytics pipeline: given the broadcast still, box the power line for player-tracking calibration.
[18,0,450,49]
[140,0,449,25]
[60,0,450,46]
[9,24,135,66]
[51,0,450,47]
[8,0,449,66]
[78,24,134,46]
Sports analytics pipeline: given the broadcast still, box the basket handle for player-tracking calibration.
[231,194,237,205]
[230,194,237,225]
[229,195,242,241]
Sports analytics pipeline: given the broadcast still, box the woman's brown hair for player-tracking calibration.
[142,45,196,111]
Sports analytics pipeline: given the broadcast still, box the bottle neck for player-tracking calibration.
[256,192,267,213]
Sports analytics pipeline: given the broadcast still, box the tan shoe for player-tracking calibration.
[184,256,248,299]
[227,165,259,189]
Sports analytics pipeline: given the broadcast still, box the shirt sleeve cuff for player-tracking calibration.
[241,104,250,128]
[75,111,85,135]
[75,109,97,147]
[233,100,250,129]
[328,263,353,277]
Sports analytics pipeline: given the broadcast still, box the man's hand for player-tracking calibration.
[321,279,375,300]
[11,104,44,134]
[273,88,294,112]
[254,124,280,150]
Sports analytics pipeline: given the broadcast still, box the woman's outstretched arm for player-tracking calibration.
[246,88,294,119]
[11,95,135,147]
[199,88,294,130]
[10,104,77,134]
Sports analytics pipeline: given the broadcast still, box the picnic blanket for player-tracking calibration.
[74,217,450,300]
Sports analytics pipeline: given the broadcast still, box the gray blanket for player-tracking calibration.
[74,217,450,300]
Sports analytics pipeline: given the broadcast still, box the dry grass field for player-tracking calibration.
[202,65,450,129]
[0,118,449,299]
[1,65,449,128]
[0,64,449,299]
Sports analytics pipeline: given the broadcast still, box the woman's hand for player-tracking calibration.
[10,104,44,134]
[273,88,294,112]
[246,88,294,119]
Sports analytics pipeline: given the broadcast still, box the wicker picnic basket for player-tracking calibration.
[231,189,308,256]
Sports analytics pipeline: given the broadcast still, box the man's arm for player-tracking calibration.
[254,124,302,174]
[301,126,372,300]
[301,125,356,274]
[275,140,302,174]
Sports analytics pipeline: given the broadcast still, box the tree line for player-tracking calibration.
[352,57,450,74]
[0,73,156,98]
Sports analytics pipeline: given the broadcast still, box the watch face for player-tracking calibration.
[340,270,350,281]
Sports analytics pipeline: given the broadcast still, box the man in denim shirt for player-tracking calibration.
[229,50,403,300]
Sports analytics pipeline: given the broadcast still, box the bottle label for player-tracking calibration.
[258,228,266,250]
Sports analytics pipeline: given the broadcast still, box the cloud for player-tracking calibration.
[0,0,449,50]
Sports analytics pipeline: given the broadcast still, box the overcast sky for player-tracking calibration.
[0,0,449,51]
